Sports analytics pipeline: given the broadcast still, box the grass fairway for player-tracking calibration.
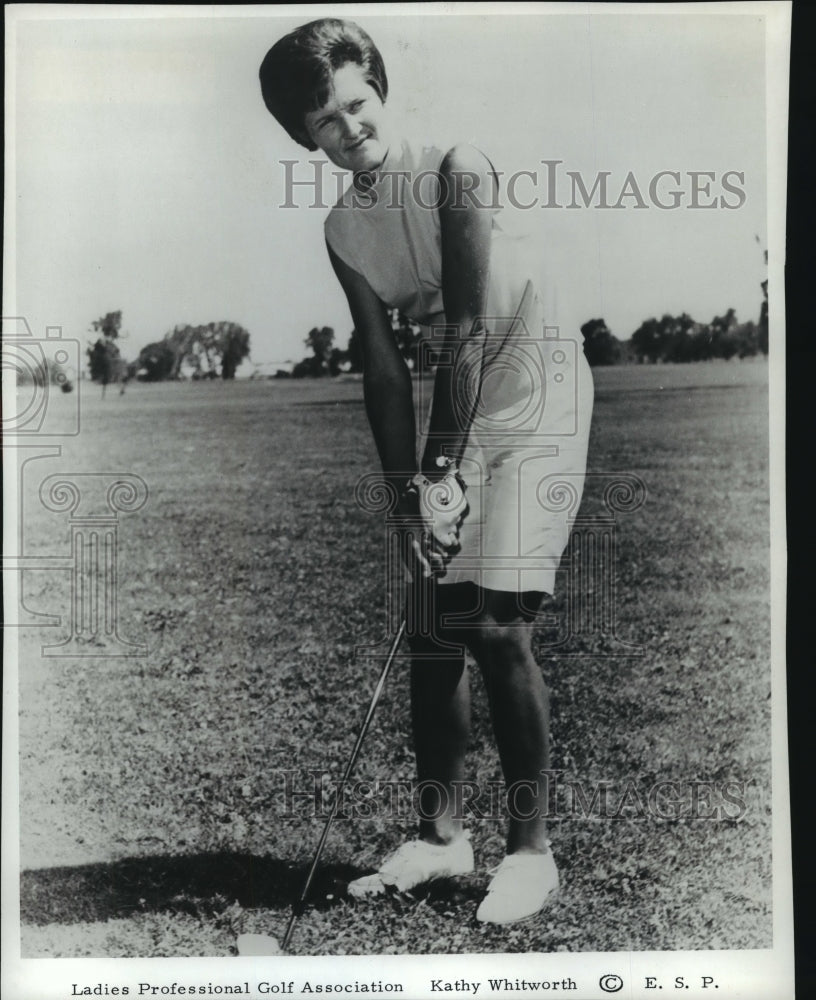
[16,359,772,956]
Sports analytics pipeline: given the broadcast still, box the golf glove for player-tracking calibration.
[407,466,468,550]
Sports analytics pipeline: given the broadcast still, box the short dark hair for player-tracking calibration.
[259,19,388,151]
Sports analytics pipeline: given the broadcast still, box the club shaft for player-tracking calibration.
[280,618,407,951]
[452,279,533,469]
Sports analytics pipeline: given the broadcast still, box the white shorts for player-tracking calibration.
[427,289,594,595]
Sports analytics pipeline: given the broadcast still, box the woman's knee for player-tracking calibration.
[471,627,550,707]
[467,620,533,669]
[465,588,544,667]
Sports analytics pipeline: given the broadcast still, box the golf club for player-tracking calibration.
[236,290,534,957]
[238,617,407,956]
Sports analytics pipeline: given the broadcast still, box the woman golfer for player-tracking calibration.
[260,18,593,925]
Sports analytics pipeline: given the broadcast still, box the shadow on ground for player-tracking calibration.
[20,853,364,925]
[21,853,482,926]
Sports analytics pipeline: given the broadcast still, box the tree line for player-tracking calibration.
[582,304,767,366]
[285,303,768,378]
[287,309,428,378]
[86,312,251,388]
[138,321,250,381]
[84,290,768,391]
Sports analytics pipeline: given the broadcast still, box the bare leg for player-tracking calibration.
[464,588,550,855]
[407,581,472,845]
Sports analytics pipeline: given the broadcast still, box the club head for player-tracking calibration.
[236,933,284,956]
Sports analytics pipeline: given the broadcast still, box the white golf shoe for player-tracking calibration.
[348,832,474,898]
[475,848,559,925]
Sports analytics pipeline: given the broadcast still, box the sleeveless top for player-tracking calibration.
[323,135,594,594]
[324,134,542,331]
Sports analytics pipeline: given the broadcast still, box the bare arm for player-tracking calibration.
[421,143,498,475]
[327,242,417,490]
[328,242,448,576]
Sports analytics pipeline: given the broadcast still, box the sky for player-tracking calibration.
[8,5,769,372]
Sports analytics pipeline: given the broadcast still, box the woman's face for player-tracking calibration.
[303,62,391,174]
